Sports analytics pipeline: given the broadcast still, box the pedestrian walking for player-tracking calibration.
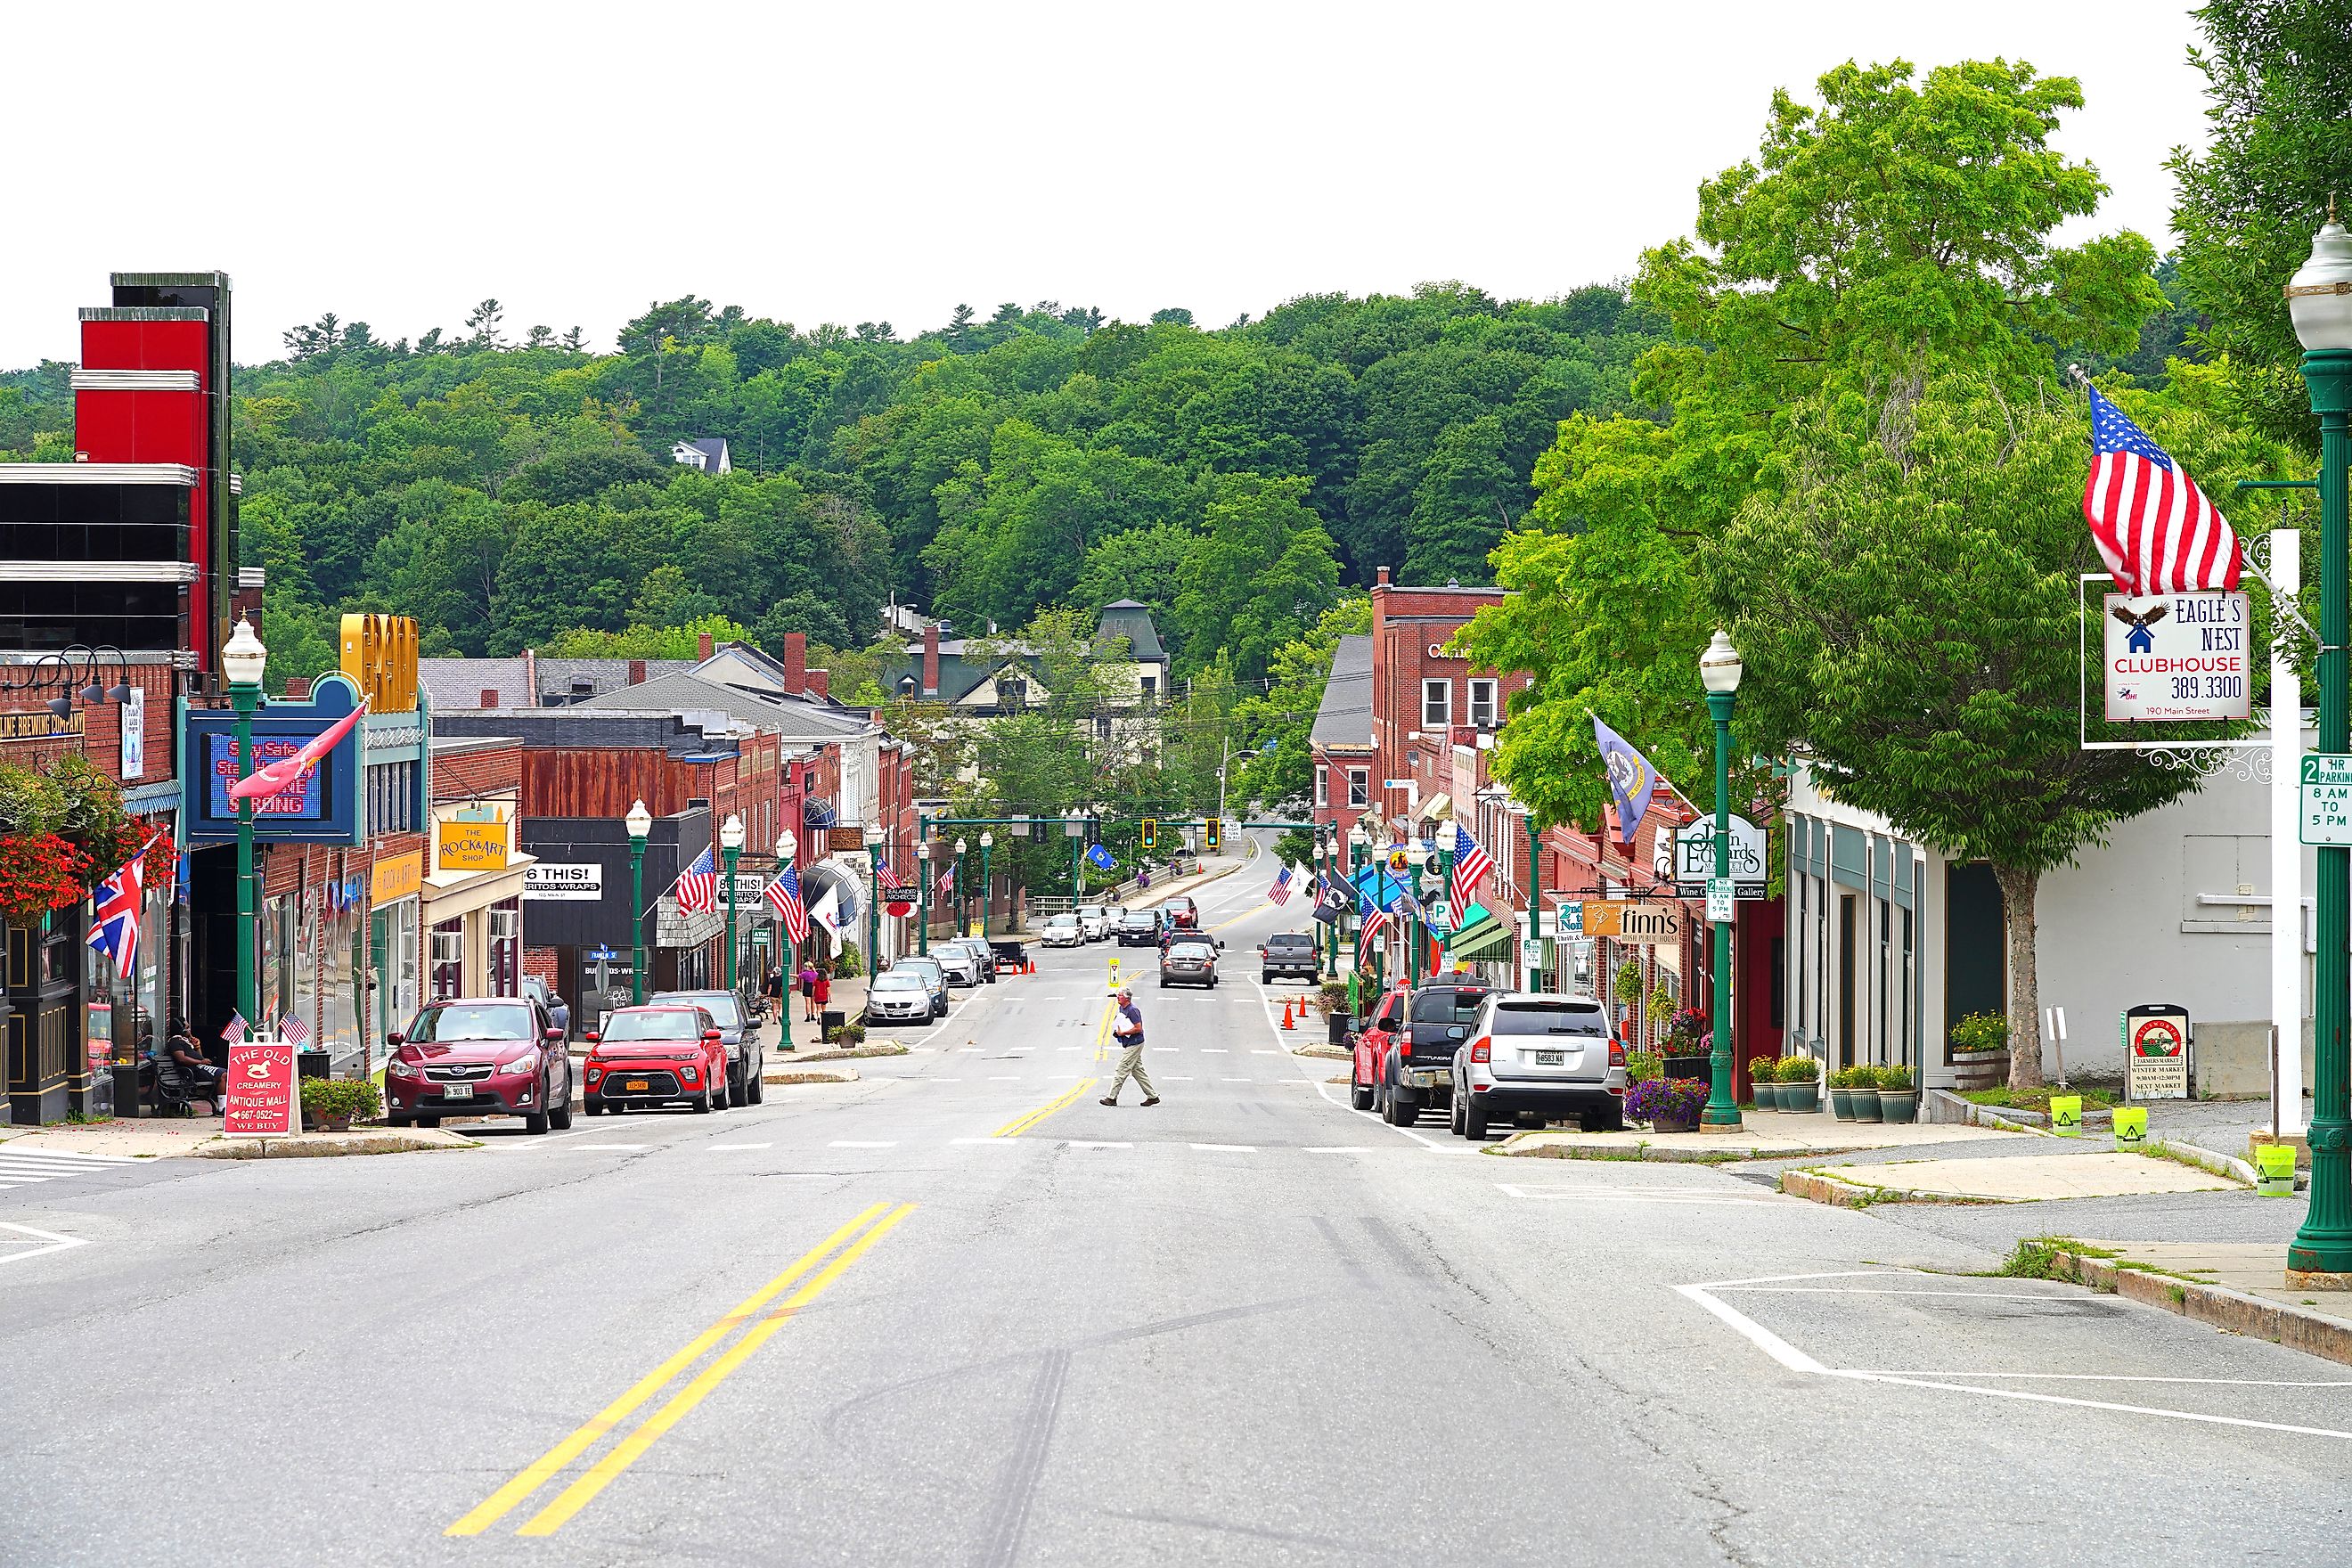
[798,960,820,1022]
[812,966,832,1020]
[1098,986,1158,1107]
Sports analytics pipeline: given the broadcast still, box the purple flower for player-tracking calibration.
[1624,1076,1710,1125]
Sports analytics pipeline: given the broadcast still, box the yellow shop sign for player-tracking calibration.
[437,817,510,872]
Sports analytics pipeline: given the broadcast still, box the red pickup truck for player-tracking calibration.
[1349,980,1492,1127]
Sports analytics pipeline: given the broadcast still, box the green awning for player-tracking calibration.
[1442,910,1512,961]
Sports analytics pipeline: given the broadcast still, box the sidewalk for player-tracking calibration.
[0,1119,476,1160]
[1496,1110,2035,1164]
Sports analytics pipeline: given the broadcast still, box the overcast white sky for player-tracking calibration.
[4,0,2211,368]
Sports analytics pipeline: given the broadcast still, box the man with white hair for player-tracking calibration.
[1098,986,1158,1107]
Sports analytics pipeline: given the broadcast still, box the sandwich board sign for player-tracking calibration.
[2123,1004,2190,1101]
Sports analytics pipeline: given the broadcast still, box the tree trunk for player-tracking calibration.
[1990,862,2044,1091]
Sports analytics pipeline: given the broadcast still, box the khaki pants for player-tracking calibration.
[1107,1041,1156,1100]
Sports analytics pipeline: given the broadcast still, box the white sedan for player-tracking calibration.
[1041,914,1085,947]
[1078,905,1111,942]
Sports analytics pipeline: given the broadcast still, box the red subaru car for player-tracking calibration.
[584,1005,728,1115]
[384,996,572,1133]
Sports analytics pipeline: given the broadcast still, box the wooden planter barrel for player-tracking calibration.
[1952,1051,2004,1093]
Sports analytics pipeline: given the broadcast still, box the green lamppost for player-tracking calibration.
[916,814,930,958]
[625,798,652,1003]
[719,813,745,999]
[978,830,994,938]
[220,617,268,1026]
[1697,631,1744,1131]
[864,823,885,976]
[1528,811,1546,992]
[775,828,797,1051]
[954,837,968,934]
[2290,208,2352,1278]
[1347,821,1370,1010]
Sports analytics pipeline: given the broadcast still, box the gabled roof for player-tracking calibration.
[574,671,870,740]
[1310,634,1374,751]
[419,657,698,711]
[671,437,730,473]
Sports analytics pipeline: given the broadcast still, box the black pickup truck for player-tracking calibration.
[1258,932,1320,984]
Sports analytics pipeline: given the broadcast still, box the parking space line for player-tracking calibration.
[829,1140,897,1148]
[1306,1146,1370,1154]
[0,1221,90,1267]
[1191,1143,1256,1153]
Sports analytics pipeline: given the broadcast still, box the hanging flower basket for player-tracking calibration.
[0,832,90,925]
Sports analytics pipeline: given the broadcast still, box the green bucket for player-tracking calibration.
[2049,1095,2082,1137]
[2257,1142,2298,1196]
[2111,1106,2147,1151]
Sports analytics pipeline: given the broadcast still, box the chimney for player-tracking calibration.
[804,669,829,698]
[782,632,806,695]
[627,658,647,686]
[698,631,715,660]
[283,677,311,700]
[1376,566,1391,586]
[522,647,538,706]
[922,624,940,697]
[478,687,497,709]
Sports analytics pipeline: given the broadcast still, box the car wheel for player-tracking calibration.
[524,1107,551,1135]
[749,1069,765,1105]
[418,1116,441,1129]
[388,1115,412,1130]
[1262,973,1273,984]
[1449,1093,1466,1137]
[584,1099,601,1116]
[1349,1074,1375,1112]
[1392,1089,1419,1128]
[1462,1096,1489,1139]
[693,1088,715,1114]
[1376,1080,1393,1122]
[1581,1106,1625,1133]
[551,1098,574,1131]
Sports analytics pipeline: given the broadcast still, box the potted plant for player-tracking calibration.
[1777,1054,1820,1114]
[298,1076,382,1133]
[1948,1010,2007,1092]
[1825,1063,1863,1120]
[1662,1007,1711,1081]
[1748,1055,1780,1112]
[1875,1063,1919,1124]
[1842,1065,1882,1122]
[1624,1049,1664,1084]
[1625,1075,1709,1134]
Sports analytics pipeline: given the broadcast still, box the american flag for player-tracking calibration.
[2083,385,2242,596]
[222,1011,249,1045]
[673,845,719,914]
[87,831,161,977]
[877,859,905,891]
[1267,864,1294,904]
[280,1012,312,1049]
[1448,823,1494,927]
[1356,883,1391,955]
[765,864,810,945]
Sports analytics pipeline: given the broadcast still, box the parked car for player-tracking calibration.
[1077,905,1112,942]
[1258,932,1319,984]
[864,972,935,1025]
[649,988,765,1105]
[1350,980,1496,1127]
[386,996,573,1132]
[890,956,951,1018]
[936,944,984,986]
[1041,913,1085,948]
[1158,895,1199,930]
[1115,909,1164,946]
[1450,992,1626,1137]
[989,937,1030,974]
[520,974,570,1039]
[1159,932,1222,988]
[950,937,1000,982]
[584,1004,727,1115]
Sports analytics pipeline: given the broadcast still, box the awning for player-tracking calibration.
[1442,909,1512,961]
[420,855,535,922]
[803,860,863,927]
[802,797,839,830]
[1421,792,1454,824]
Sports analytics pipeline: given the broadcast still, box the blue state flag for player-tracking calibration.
[1085,843,1116,871]
[1593,715,1665,849]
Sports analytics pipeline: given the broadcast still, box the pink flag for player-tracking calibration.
[226,699,370,801]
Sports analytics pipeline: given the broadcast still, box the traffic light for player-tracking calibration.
[1140,818,1158,851]
[1205,817,1222,852]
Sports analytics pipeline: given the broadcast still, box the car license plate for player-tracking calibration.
[1535,1050,1565,1066]
[445,1083,475,1099]
[624,1079,650,1092]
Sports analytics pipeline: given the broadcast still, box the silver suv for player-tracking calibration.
[1450,992,1625,1138]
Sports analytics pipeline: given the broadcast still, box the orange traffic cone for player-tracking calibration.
[1281,998,1296,1030]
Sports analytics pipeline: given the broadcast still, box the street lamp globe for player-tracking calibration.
[1698,630,1744,695]
[955,837,967,855]
[979,831,993,850]
[222,617,268,687]
[775,829,796,864]
[2288,205,2352,352]
[625,798,653,841]
[864,823,886,850]
[720,813,746,853]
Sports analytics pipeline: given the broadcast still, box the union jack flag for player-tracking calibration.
[1448,823,1494,928]
[765,864,809,945]
[87,831,162,978]
[673,846,719,914]
[2083,385,2242,596]
[1268,864,1294,905]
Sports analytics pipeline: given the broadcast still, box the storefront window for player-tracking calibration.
[429,919,464,1000]
[488,898,519,996]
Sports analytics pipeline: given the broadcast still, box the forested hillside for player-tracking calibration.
[0,285,1667,684]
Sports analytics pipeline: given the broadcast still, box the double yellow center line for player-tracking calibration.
[446,1201,913,1539]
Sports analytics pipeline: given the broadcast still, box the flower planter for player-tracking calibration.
[1648,1114,1700,1135]
[1828,1086,1854,1120]
[317,1114,354,1133]
[1780,1081,1819,1115]
[1952,1050,2004,1093]
[1663,1053,1711,1083]
[1850,1085,1882,1123]
[1877,1089,1918,1124]
[1752,1082,1779,1112]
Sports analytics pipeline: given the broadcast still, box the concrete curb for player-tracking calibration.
[2145,1135,2258,1187]
[2048,1247,2352,1371]
[763,1066,861,1086]
[1493,1131,1885,1164]
[196,1132,481,1159]
[1778,1168,2013,1207]
[788,1044,911,1064]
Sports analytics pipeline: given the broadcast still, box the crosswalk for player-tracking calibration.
[0,1146,145,1190]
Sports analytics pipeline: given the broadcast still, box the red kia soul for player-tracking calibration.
[584,1005,728,1115]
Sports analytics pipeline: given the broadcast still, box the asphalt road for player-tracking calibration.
[6,837,2352,1566]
